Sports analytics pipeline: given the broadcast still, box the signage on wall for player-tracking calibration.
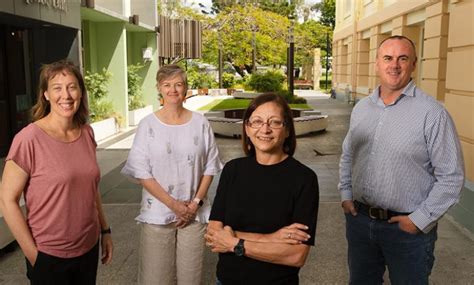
[25,0,67,12]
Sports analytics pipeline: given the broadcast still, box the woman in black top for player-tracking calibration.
[206,93,319,284]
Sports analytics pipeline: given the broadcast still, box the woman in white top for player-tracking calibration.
[121,64,222,285]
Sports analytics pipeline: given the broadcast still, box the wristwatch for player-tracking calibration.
[234,239,245,257]
[193,198,204,207]
[101,227,112,235]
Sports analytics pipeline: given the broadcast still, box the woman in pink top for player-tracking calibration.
[0,59,113,284]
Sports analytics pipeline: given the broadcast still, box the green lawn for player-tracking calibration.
[198,99,251,111]
[198,99,312,111]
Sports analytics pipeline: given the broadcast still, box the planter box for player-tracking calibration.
[232,91,262,99]
[129,105,153,126]
[91,117,118,142]
[198,88,209,95]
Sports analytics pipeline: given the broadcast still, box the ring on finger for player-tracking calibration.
[287,233,291,239]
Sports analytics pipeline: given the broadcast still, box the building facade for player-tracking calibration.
[332,0,474,233]
[81,0,160,127]
[0,0,161,155]
[0,0,81,157]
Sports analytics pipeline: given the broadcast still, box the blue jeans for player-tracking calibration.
[345,213,437,285]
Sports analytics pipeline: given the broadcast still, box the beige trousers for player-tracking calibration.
[137,222,206,285]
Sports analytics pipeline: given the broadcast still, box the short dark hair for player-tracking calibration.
[31,59,88,125]
[377,35,417,59]
[242,93,296,156]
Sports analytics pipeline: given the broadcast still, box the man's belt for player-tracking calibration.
[354,200,410,220]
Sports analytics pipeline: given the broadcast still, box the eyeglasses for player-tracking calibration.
[247,117,285,129]
[160,82,185,89]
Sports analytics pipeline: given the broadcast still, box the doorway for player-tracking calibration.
[0,26,31,156]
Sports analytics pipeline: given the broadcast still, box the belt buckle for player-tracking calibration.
[368,207,388,220]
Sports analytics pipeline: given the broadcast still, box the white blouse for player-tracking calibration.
[121,112,223,225]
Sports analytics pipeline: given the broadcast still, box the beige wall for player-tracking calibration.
[333,0,474,182]
[445,0,474,182]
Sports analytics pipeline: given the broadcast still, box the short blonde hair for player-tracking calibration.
[156,64,187,87]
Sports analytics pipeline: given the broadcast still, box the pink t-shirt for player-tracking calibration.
[6,123,100,258]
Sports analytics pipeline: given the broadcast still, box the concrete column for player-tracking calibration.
[333,40,342,88]
[391,15,422,86]
[420,0,450,101]
[313,48,321,90]
[368,26,389,90]
[96,22,129,127]
[355,33,370,100]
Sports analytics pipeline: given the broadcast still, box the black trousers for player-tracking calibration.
[26,241,99,285]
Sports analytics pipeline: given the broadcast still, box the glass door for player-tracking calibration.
[0,27,11,156]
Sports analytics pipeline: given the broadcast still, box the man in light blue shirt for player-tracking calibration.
[339,35,464,285]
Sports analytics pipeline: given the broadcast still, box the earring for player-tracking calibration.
[45,97,50,101]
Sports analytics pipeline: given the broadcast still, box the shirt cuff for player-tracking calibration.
[340,190,353,202]
[408,210,437,234]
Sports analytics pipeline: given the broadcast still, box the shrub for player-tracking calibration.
[319,79,332,90]
[276,90,293,103]
[222,72,235,88]
[128,63,146,110]
[292,95,307,104]
[187,66,218,89]
[276,90,307,104]
[84,69,114,122]
[246,70,285,92]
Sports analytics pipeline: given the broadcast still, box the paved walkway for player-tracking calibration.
[1,91,473,284]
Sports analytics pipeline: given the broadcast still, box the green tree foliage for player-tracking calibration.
[158,0,207,21]
[294,20,332,67]
[312,0,335,29]
[202,5,289,77]
[210,0,325,24]
[210,0,304,18]
[84,69,114,122]
[186,65,218,89]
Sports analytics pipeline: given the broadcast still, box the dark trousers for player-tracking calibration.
[345,213,437,285]
[26,242,99,285]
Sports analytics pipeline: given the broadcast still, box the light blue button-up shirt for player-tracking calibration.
[339,80,465,233]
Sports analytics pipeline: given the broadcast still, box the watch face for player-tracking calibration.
[234,239,245,257]
[234,245,244,256]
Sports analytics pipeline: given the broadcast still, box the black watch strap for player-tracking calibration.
[193,198,204,207]
[101,228,112,235]
[234,239,245,257]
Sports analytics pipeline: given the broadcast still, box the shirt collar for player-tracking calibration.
[369,79,416,105]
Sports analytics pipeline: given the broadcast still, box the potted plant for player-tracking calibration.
[127,63,152,126]
[223,72,235,95]
[85,69,119,141]
[187,67,216,95]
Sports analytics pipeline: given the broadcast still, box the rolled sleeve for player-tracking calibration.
[202,118,223,176]
[120,122,154,182]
